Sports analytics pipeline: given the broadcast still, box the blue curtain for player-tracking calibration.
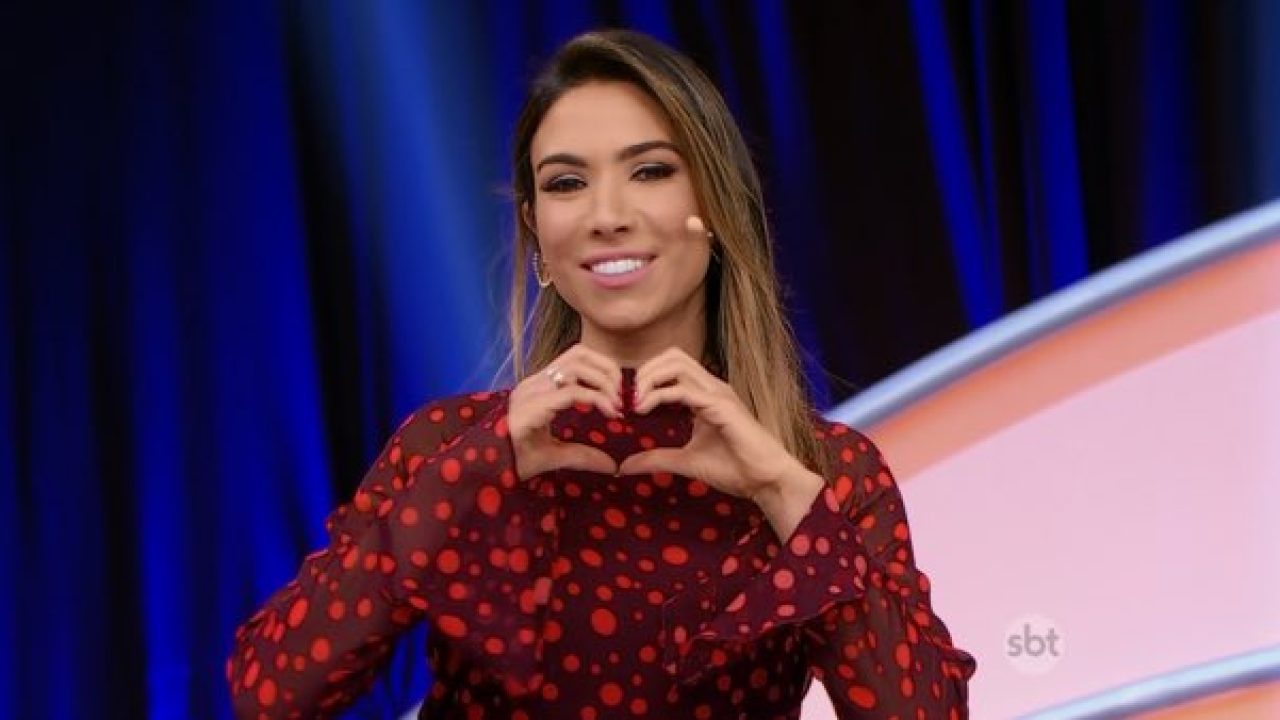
[2,1,1278,718]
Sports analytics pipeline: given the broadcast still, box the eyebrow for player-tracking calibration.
[534,140,681,172]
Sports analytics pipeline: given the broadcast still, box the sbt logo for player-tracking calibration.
[1004,614,1064,675]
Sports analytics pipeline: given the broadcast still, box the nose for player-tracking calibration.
[588,175,631,239]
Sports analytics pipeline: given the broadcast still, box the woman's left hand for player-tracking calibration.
[618,347,805,502]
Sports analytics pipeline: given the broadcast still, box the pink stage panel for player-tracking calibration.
[806,232,1280,718]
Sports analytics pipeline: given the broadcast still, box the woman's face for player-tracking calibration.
[526,80,711,350]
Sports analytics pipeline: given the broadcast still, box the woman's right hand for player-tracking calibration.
[508,344,624,480]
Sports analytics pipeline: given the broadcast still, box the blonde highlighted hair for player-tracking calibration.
[507,29,826,475]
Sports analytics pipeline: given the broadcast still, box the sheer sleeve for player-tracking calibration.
[226,391,559,718]
[661,422,975,717]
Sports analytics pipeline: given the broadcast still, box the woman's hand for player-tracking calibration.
[508,344,624,480]
[620,347,825,537]
[618,348,813,502]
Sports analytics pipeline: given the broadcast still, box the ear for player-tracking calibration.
[520,201,536,236]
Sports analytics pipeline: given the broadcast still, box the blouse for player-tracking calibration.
[227,377,975,718]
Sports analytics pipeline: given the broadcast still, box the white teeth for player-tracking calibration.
[590,257,648,276]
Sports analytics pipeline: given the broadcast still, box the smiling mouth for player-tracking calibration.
[586,256,654,276]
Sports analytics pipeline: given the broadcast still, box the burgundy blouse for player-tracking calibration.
[228,382,975,719]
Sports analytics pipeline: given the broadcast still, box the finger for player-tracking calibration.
[619,448,691,478]
[543,354,620,407]
[637,346,712,386]
[561,344,624,393]
[633,350,682,397]
[633,383,717,416]
[550,360,617,399]
[553,441,618,476]
[519,381,619,430]
[531,384,622,427]
[536,365,570,394]
[635,356,714,406]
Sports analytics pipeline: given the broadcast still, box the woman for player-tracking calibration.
[228,29,975,719]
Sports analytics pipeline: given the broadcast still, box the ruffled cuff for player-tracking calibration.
[661,486,871,685]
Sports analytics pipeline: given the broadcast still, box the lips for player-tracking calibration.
[581,253,656,274]
[589,257,649,276]
[581,253,656,288]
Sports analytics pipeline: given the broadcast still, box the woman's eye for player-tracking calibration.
[633,163,675,182]
[541,175,585,193]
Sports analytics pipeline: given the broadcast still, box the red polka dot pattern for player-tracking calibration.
[227,383,975,718]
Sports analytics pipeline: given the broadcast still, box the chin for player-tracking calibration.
[583,313,655,335]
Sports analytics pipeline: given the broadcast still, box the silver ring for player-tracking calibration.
[544,366,567,389]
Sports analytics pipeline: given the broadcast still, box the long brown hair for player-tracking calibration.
[507,29,826,475]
